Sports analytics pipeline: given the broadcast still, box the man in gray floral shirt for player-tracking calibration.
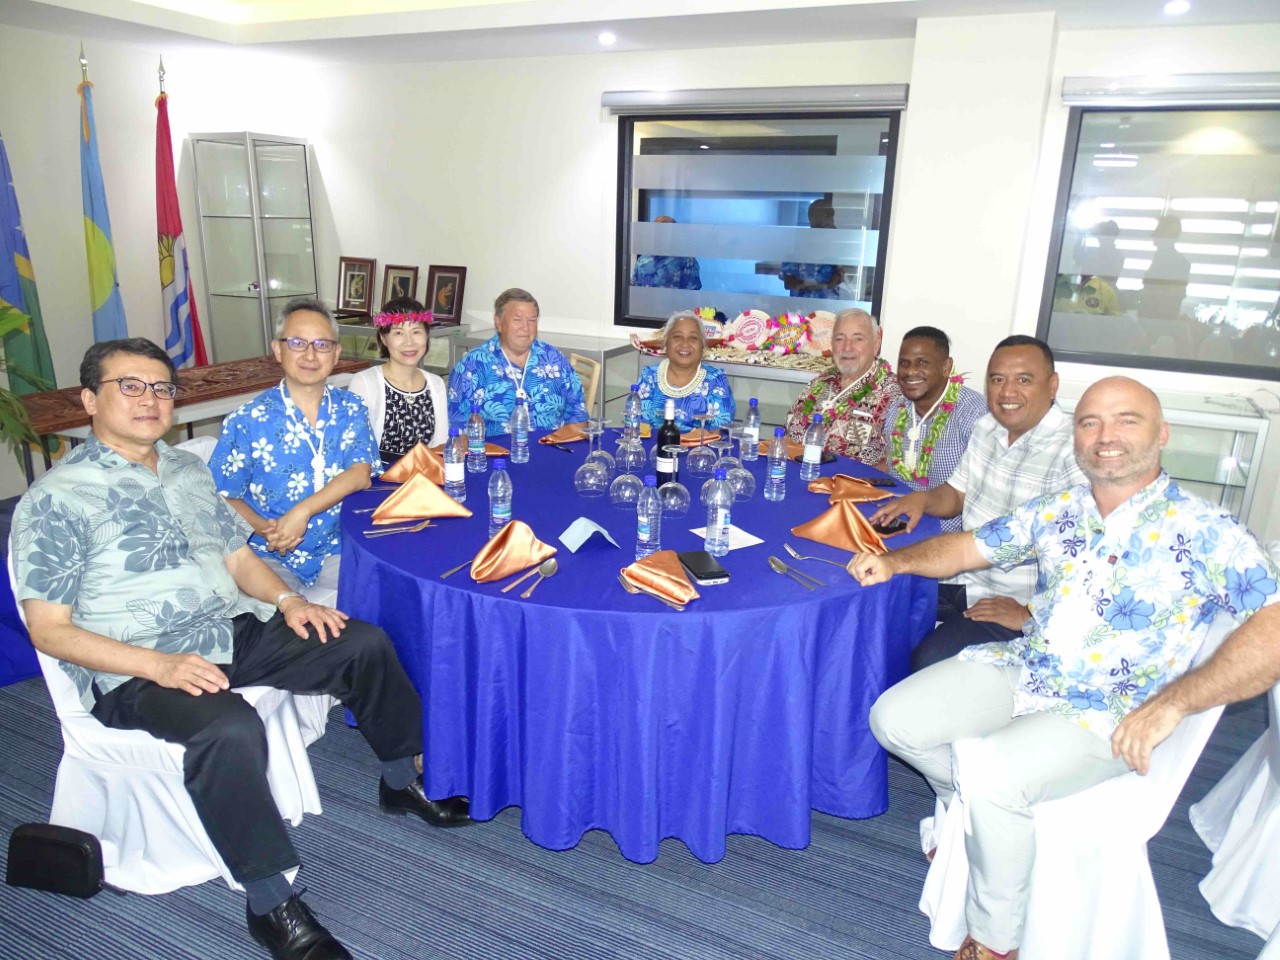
[13,339,471,960]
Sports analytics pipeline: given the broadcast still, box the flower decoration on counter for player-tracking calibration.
[802,310,836,356]
[724,309,771,351]
[372,310,433,327]
[763,312,810,355]
[888,372,966,486]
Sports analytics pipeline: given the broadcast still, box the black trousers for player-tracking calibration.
[909,582,1022,673]
[92,613,423,883]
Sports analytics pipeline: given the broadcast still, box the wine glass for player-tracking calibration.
[609,471,644,510]
[574,421,609,496]
[615,428,647,476]
[726,463,756,501]
[686,415,717,478]
[658,445,691,516]
[584,418,616,480]
[711,437,740,472]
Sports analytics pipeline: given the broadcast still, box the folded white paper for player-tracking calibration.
[686,525,764,551]
[559,516,621,553]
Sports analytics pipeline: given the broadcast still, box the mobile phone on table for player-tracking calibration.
[677,550,731,585]
[864,476,898,487]
[872,517,909,535]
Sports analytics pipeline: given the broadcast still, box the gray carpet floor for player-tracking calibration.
[0,676,1267,959]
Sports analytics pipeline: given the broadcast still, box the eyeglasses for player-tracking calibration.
[277,337,338,354]
[102,377,180,400]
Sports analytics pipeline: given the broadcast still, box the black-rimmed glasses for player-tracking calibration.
[277,337,338,354]
[101,377,180,400]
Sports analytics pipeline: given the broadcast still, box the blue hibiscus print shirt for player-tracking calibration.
[632,255,702,291]
[210,382,381,586]
[636,362,736,432]
[960,472,1280,739]
[779,261,840,299]
[11,435,275,712]
[447,335,589,434]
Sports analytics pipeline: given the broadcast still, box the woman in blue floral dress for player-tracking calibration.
[636,311,735,432]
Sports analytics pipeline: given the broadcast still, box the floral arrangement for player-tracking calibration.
[762,312,809,355]
[371,310,433,327]
[888,373,965,486]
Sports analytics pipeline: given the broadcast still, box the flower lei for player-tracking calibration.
[657,359,707,399]
[372,310,433,327]
[889,373,965,486]
[800,359,891,419]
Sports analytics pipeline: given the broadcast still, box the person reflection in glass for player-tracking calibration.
[780,197,843,299]
[631,216,702,291]
[1139,216,1190,322]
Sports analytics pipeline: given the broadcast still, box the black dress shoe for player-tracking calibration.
[246,893,352,960]
[379,776,474,827]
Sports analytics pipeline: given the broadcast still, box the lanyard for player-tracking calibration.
[500,345,530,401]
[279,382,329,492]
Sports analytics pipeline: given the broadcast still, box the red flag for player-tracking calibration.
[155,92,208,367]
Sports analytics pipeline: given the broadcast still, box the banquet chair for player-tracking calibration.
[568,353,601,419]
[919,614,1235,960]
[1188,547,1280,948]
[8,549,329,895]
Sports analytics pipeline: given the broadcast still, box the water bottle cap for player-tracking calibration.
[813,414,824,424]
[631,384,639,392]
[749,398,758,407]
[493,459,506,470]
[643,475,657,487]
[774,426,785,437]
[449,427,459,437]
[714,468,727,480]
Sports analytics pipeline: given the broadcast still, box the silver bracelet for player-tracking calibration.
[275,591,304,610]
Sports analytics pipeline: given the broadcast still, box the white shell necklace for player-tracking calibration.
[658,359,706,399]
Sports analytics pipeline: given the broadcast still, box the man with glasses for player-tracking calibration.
[13,337,471,960]
[210,297,380,605]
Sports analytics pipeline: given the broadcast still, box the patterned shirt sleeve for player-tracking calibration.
[557,348,589,424]
[971,492,1048,570]
[12,490,87,607]
[335,393,382,478]
[1205,520,1280,623]
[703,367,736,429]
[210,408,253,500]
[447,351,480,430]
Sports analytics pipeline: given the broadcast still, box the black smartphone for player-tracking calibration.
[677,550,731,585]
[872,517,909,535]
[864,476,898,487]
[790,450,838,464]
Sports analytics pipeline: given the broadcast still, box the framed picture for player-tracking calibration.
[381,264,419,309]
[425,265,467,324]
[337,257,377,314]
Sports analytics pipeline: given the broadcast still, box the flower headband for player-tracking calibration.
[371,310,433,328]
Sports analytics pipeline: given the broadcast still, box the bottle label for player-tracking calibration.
[492,503,512,522]
[515,427,528,444]
[769,462,785,480]
[714,508,731,536]
[656,455,674,474]
[469,436,484,454]
[637,517,651,541]
[803,443,821,464]
[744,427,759,444]
[444,462,464,484]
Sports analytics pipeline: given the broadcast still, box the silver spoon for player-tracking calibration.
[768,555,816,590]
[784,542,848,569]
[520,558,559,599]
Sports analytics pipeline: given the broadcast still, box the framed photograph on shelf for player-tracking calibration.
[425,265,467,324]
[337,257,376,315]
[381,264,419,308]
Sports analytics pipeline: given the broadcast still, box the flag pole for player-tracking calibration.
[158,56,165,95]
[79,42,88,83]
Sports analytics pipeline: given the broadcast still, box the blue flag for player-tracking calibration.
[0,134,57,394]
[79,80,128,342]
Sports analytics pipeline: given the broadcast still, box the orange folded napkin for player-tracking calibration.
[371,473,473,525]
[791,499,888,556]
[681,428,721,446]
[381,442,445,485]
[431,440,509,457]
[808,474,894,504]
[620,549,701,605]
[638,423,652,438]
[539,424,588,444]
[758,438,804,459]
[470,520,557,583]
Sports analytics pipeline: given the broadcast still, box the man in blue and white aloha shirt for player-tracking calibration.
[447,287,589,433]
[858,376,1280,960]
[210,298,380,594]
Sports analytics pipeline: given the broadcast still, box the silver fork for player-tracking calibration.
[363,519,435,537]
[617,574,686,611]
[784,542,848,569]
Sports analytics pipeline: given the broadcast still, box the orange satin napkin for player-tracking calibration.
[380,442,445,485]
[638,423,652,438]
[808,474,894,504]
[620,549,701,605]
[538,424,588,444]
[791,499,888,556]
[470,520,557,583]
[681,428,720,446]
[371,473,473,525]
[759,438,804,459]
[430,441,509,457]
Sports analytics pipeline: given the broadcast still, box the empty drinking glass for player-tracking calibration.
[658,445,691,515]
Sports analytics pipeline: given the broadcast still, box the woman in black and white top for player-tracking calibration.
[348,297,449,463]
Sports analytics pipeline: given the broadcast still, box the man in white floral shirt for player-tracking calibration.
[855,376,1280,960]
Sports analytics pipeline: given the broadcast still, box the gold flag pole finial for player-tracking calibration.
[158,55,166,94]
[79,42,89,83]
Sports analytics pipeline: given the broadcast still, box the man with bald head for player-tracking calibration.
[855,377,1280,960]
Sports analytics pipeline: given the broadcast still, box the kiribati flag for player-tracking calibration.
[79,79,128,342]
[155,92,207,368]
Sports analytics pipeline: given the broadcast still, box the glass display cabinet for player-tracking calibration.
[190,132,318,362]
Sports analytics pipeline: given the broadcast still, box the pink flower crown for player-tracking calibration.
[371,310,434,328]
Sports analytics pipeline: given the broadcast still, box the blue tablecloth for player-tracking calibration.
[339,432,939,863]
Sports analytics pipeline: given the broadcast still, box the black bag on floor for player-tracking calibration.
[5,823,120,898]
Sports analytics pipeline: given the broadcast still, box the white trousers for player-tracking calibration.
[869,659,1130,951]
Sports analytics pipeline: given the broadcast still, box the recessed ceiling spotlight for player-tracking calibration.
[598,31,617,46]
[699,144,710,150]
[1163,0,1190,15]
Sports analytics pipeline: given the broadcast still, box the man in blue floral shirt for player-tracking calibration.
[210,298,381,600]
[447,287,589,433]
[856,376,1280,960]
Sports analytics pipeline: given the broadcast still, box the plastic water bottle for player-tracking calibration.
[509,400,530,464]
[635,475,662,561]
[624,384,643,437]
[764,427,787,502]
[800,413,826,481]
[488,458,512,538]
[704,467,733,557]
[466,411,486,474]
[741,398,761,461]
[443,427,467,503]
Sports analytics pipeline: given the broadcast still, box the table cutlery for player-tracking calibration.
[440,558,473,579]
[549,443,575,453]
[352,507,377,514]
[501,565,542,594]
[778,557,824,587]
[520,558,559,599]
[783,543,847,570]
[616,574,686,611]
[363,519,435,538]
[768,555,817,590]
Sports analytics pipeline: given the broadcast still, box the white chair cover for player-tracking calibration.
[919,615,1235,960]
[173,435,217,464]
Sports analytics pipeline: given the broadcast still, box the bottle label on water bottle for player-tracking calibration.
[717,508,731,536]
[637,518,651,541]
[444,462,464,484]
[515,427,527,443]
[769,462,785,480]
[744,427,759,444]
[492,503,511,523]
[469,436,484,454]
[803,443,821,464]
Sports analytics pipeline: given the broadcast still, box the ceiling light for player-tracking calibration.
[699,144,710,150]
[1163,0,1190,15]
[598,31,617,46]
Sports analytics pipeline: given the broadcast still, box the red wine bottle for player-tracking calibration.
[655,399,680,486]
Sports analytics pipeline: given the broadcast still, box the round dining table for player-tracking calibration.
[338,431,940,864]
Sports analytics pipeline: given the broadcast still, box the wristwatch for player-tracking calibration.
[275,591,305,610]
